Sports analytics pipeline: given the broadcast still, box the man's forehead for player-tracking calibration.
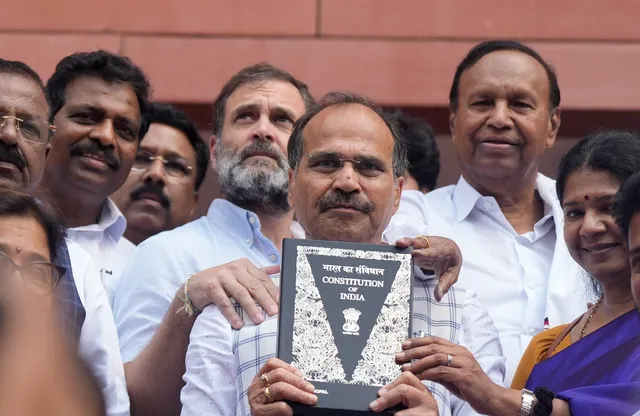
[142,123,194,158]
[0,73,48,119]
[225,80,306,114]
[305,104,392,144]
[64,76,140,114]
[462,50,549,92]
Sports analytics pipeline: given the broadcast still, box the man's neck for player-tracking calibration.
[464,172,543,234]
[124,229,146,246]
[41,186,105,229]
[254,209,294,253]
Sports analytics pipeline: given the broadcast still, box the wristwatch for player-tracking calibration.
[519,389,537,416]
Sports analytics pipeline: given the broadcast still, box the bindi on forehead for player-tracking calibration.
[584,195,590,201]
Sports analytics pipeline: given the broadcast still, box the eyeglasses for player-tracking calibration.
[0,114,56,145]
[303,153,388,178]
[0,251,65,296]
[131,152,193,178]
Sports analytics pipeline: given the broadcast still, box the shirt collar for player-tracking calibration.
[206,199,303,238]
[70,198,127,243]
[451,176,484,223]
[452,173,555,223]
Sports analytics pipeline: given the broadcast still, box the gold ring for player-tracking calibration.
[416,235,430,248]
[264,386,273,403]
[260,373,270,387]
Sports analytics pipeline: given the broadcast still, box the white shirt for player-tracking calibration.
[67,198,135,307]
[67,238,130,416]
[384,174,590,385]
[114,199,305,364]
[180,273,505,416]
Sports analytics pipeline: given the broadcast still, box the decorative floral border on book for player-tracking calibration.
[291,246,412,386]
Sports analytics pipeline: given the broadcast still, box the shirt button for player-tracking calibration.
[245,238,252,244]
[484,201,492,209]
[269,254,277,262]
[528,328,537,335]
[527,281,535,289]
[249,216,256,224]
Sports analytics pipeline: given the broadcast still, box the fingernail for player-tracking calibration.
[308,394,318,404]
[378,387,388,396]
[395,352,405,360]
[305,382,315,392]
[253,313,264,323]
[369,399,380,411]
[402,340,411,349]
[402,363,411,370]
[233,320,243,329]
[269,305,278,315]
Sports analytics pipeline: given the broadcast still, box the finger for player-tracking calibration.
[379,372,427,396]
[207,278,249,329]
[260,358,302,378]
[266,368,315,394]
[395,237,430,250]
[241,265,279,315]
[260,265,282,304]
[401,336,457,351]
[268,381,317,406]
[396,344,448,364]
[403,353,459,374]
[434,267,458,301]
[394,238,413,248]
[370,384,430,412]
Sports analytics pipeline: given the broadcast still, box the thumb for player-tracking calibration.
[260,265,281,276]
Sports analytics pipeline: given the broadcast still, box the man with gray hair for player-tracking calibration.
[115,65,465,415]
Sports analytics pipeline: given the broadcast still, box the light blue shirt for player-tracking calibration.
[113,199,285,363]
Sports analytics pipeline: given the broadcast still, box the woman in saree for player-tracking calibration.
[392,130,640,416]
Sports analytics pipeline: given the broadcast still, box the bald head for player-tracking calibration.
[288,94,405,244]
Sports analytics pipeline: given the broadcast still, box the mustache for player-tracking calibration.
[318,191,374,213]
[130,182,171,209]
[0,143,27,171]
[70,139,120,169]
[240,140,286,165]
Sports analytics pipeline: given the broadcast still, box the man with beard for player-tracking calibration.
[111,102,208,247]
[115,64,465,415]
[40,50,151,304]
[113,63,316,415]
[0,58,129,416]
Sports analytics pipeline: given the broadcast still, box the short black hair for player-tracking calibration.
[388,109,439,190]
[147,103,209,190]
[212,63,315,138]
[46,50,151,139]
[614,171,640,243]
[0,185,66,263]
[0,58,51,120]
[449,40,561,111]
[556,130,640,203]
[288,91,408,177]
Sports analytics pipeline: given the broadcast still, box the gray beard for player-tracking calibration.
[216,141,291,216]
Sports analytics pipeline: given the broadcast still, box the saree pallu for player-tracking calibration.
[525,310,640,415]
